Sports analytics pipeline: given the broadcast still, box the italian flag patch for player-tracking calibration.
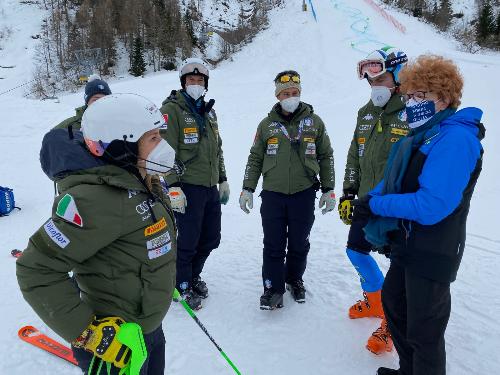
[56,194,83,227]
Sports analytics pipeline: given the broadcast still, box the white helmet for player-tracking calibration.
[82,93,166,157]
[179,58,210,89]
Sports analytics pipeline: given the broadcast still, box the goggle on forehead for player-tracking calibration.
[277,74,301,84]
[181,63,209,77]
[357,54,408,80]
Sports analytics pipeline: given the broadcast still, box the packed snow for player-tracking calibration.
[0,0,499,374]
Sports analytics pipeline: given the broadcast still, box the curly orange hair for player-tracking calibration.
[399,55,464,108]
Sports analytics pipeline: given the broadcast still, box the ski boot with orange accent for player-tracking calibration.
[348,290,384,319]
[366,318,393,355]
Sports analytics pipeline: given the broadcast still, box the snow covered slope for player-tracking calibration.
[0,0,499,374]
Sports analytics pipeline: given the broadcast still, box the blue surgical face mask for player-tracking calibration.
[405,99,437,129]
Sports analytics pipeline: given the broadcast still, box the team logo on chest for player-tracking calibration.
[183,127,199,144]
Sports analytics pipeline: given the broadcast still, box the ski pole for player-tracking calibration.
[173,288,241,375]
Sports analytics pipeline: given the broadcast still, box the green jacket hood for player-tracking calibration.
[57,165,146,193]
[75,105,87,118]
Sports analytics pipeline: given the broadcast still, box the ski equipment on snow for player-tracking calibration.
[18,325,78,366]
[173,288,241,375]
[0,186,20,216]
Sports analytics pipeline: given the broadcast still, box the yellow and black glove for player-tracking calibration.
[73,316,131,369]
[338,191,356,225]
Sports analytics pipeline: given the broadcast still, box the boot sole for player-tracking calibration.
[260,303,283,310]
[366,343,393,355]
[260,295,284,310]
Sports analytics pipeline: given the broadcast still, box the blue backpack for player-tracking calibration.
[0,186,20,216]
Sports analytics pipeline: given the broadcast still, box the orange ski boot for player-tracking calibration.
[366,318,393,355]
[348,290,384,319]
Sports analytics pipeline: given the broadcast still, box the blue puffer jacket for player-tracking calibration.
[369,107,485,282]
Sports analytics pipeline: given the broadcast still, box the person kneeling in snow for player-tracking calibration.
[354,55,485,375]
[17,94,177,374]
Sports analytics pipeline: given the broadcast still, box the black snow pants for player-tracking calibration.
[382,262,451,375]
[175,183,221,290]
[260,187,316,294]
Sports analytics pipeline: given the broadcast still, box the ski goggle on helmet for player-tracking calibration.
[82,93,168,157]
[357,46,408,84]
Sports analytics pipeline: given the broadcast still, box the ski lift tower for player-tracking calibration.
[74,48,103,83]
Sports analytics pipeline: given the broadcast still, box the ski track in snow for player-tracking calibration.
[1,0,500,374]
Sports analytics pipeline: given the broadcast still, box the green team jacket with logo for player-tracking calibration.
[243,102,335,195]
[16,165,177,342]
[160,91,226,188]
[343,94,408,197]
[53,105,86,130]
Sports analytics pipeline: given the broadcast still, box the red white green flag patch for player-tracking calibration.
[56,194,83,227]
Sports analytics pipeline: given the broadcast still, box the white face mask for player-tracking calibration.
[370,86,393,107]
[186,85,205,100]
[146,139,176,175]
[280,96,301,113]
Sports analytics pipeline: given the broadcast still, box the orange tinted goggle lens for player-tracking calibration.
[358,61,384,79]
[280,75,301,83]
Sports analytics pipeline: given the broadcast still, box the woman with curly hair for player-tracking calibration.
[352,55,486,375]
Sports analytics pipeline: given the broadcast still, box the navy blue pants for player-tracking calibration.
[347,207,373,254]
[72,325,165,374]
[260,188,316,294]
[175,183,221,290]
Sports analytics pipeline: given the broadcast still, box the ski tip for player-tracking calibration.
[11,249,23,258]
[18,326,39,338]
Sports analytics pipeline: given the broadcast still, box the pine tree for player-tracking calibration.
[496,12,500,35]
[130,36,146,77]
[436,0,453,31]
[477,1,495,41]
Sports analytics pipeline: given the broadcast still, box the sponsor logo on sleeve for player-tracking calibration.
[43,219,70,249]
[144,217,167,237]
[391,128,409,136]
[146,232,171,250]
[56,194,83,227]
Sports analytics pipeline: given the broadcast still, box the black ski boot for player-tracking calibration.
[377,368,399,375]
[286,280,306,303]
[260,289,283,310]
[192,277,209,299]
[179,287,202,310]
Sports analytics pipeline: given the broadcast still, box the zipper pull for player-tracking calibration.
[377,119,382,133]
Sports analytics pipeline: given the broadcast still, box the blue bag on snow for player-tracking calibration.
[0,186,20,216]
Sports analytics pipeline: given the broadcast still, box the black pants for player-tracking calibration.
[260,188,316,294]
[175,183,221,290]
[72,325,165,375]
[382,262,451,375]
[346,206,373,254]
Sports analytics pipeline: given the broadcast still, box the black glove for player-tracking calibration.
[351,195,374,221]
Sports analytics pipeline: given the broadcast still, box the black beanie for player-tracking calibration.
[84,76,111,104]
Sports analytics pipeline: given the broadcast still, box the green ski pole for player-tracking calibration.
[173,288,242,375]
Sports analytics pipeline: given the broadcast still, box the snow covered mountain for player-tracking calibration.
[1,0,499,374]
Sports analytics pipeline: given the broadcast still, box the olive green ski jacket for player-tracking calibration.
[53,105,86,131]
[243,102,335,195]
[17,133,176,342]
[343,94,408,197]
[160,90,226,188]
